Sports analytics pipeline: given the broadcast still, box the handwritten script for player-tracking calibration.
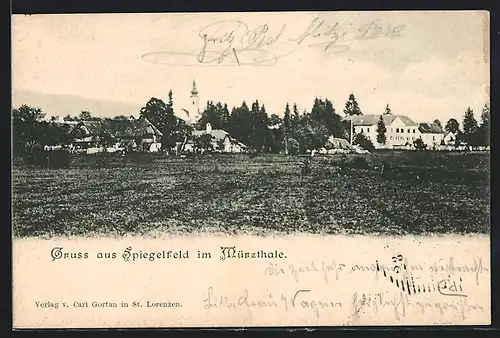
[141,17,406,66]
[202,287,484,324]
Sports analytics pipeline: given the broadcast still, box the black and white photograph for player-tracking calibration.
[11,11,491,328]
[12,11,490,239]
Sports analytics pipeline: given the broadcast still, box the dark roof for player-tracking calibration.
[113,118,163,138]
[344,114,417,126]
[418,122,444,134]
[73,118,163,138]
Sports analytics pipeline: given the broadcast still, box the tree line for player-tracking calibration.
[12,90,490,158]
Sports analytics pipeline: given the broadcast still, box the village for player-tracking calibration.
[16,80,489,160]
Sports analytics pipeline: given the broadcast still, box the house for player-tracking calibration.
[418,123,445,149]
[70,117,163,153]
[183,123,248,153]
[344,114,445,149]
[444,131,457,146]
[325,136,352,149]
[319,136,353,154]
[345,114,420,149]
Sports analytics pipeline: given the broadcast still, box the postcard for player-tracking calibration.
[11,10,490,328]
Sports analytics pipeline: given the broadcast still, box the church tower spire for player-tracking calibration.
[189,79,200,124]
[191,79,198,96]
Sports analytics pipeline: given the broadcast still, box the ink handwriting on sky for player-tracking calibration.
[140,17,406,66]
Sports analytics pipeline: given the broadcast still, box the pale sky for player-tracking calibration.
[12,11,490,124]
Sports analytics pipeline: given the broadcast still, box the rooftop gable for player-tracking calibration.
[72,117,163,139]
[418,122,444,134]
[344,114,418,126]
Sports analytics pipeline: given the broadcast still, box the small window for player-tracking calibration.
[433,136,435,141]
[367,128,370,133]
[407,137,409,141]
[413,129,416,133]
[407,129,410,133]
[361,128,363,133]
[390,136,393,140]
[396,128,399,133]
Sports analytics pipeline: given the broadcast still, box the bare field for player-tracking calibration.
[12,151,490,238]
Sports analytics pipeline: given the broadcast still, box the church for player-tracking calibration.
[178,80,248,154]
[178,79,201,125]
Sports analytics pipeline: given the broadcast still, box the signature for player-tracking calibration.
[142,20,294,67]
[289,17,405,52]
[202,287,342,319]
[437,278,467,297]
[351,291,483,322]
[141,17,406,66]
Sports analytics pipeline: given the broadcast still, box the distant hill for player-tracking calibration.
[12,89,143,119]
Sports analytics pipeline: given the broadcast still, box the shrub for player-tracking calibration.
[25,148,72,168]
[354,133,375,152]
[413,138,427,150]
[349,156,371,169]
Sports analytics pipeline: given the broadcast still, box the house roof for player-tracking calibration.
[113,118,163,138]
[187,129,247,148]
[72,118,163,138]
[53,122,76,134]
[325,136,352,149]
[418,122,444,134]
[344,114,418,126]
[192,129,229,141]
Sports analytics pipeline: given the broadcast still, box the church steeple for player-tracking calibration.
[190,79,198,96]
[189,79,200,124]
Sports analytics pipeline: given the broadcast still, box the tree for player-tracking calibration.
[383,104,392,115]
[295,113,330,153]
[12,105,46,155]
[287,138,300,155]
[478,103,490,147]
[227,101,253,149]
[462,107,479,147]
[343,93,362,116]
[376,115,387,145]
[140,97,168,128]
[291,103,301,140]
[413,137,427,150]
[433,119,442,128]
[283,103,291,154]
[79,111,99,121]
[197,101,229,130]
[283,103,291,133]
[354,133,375,152]
[249,101,271,153]
[445,118,460,134]
[311,98,344,138]
[269,114,282,127]
[196,134,215,152]
[140,95,181,152]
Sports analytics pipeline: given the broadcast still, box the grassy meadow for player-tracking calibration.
[12,151,490,238]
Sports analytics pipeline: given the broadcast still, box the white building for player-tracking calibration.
[345,114,420,149]
[417,123,445,149]
[443,131,457,145]
[183,123,248,153]
[178,79,201,125]
[344,114,445,150]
